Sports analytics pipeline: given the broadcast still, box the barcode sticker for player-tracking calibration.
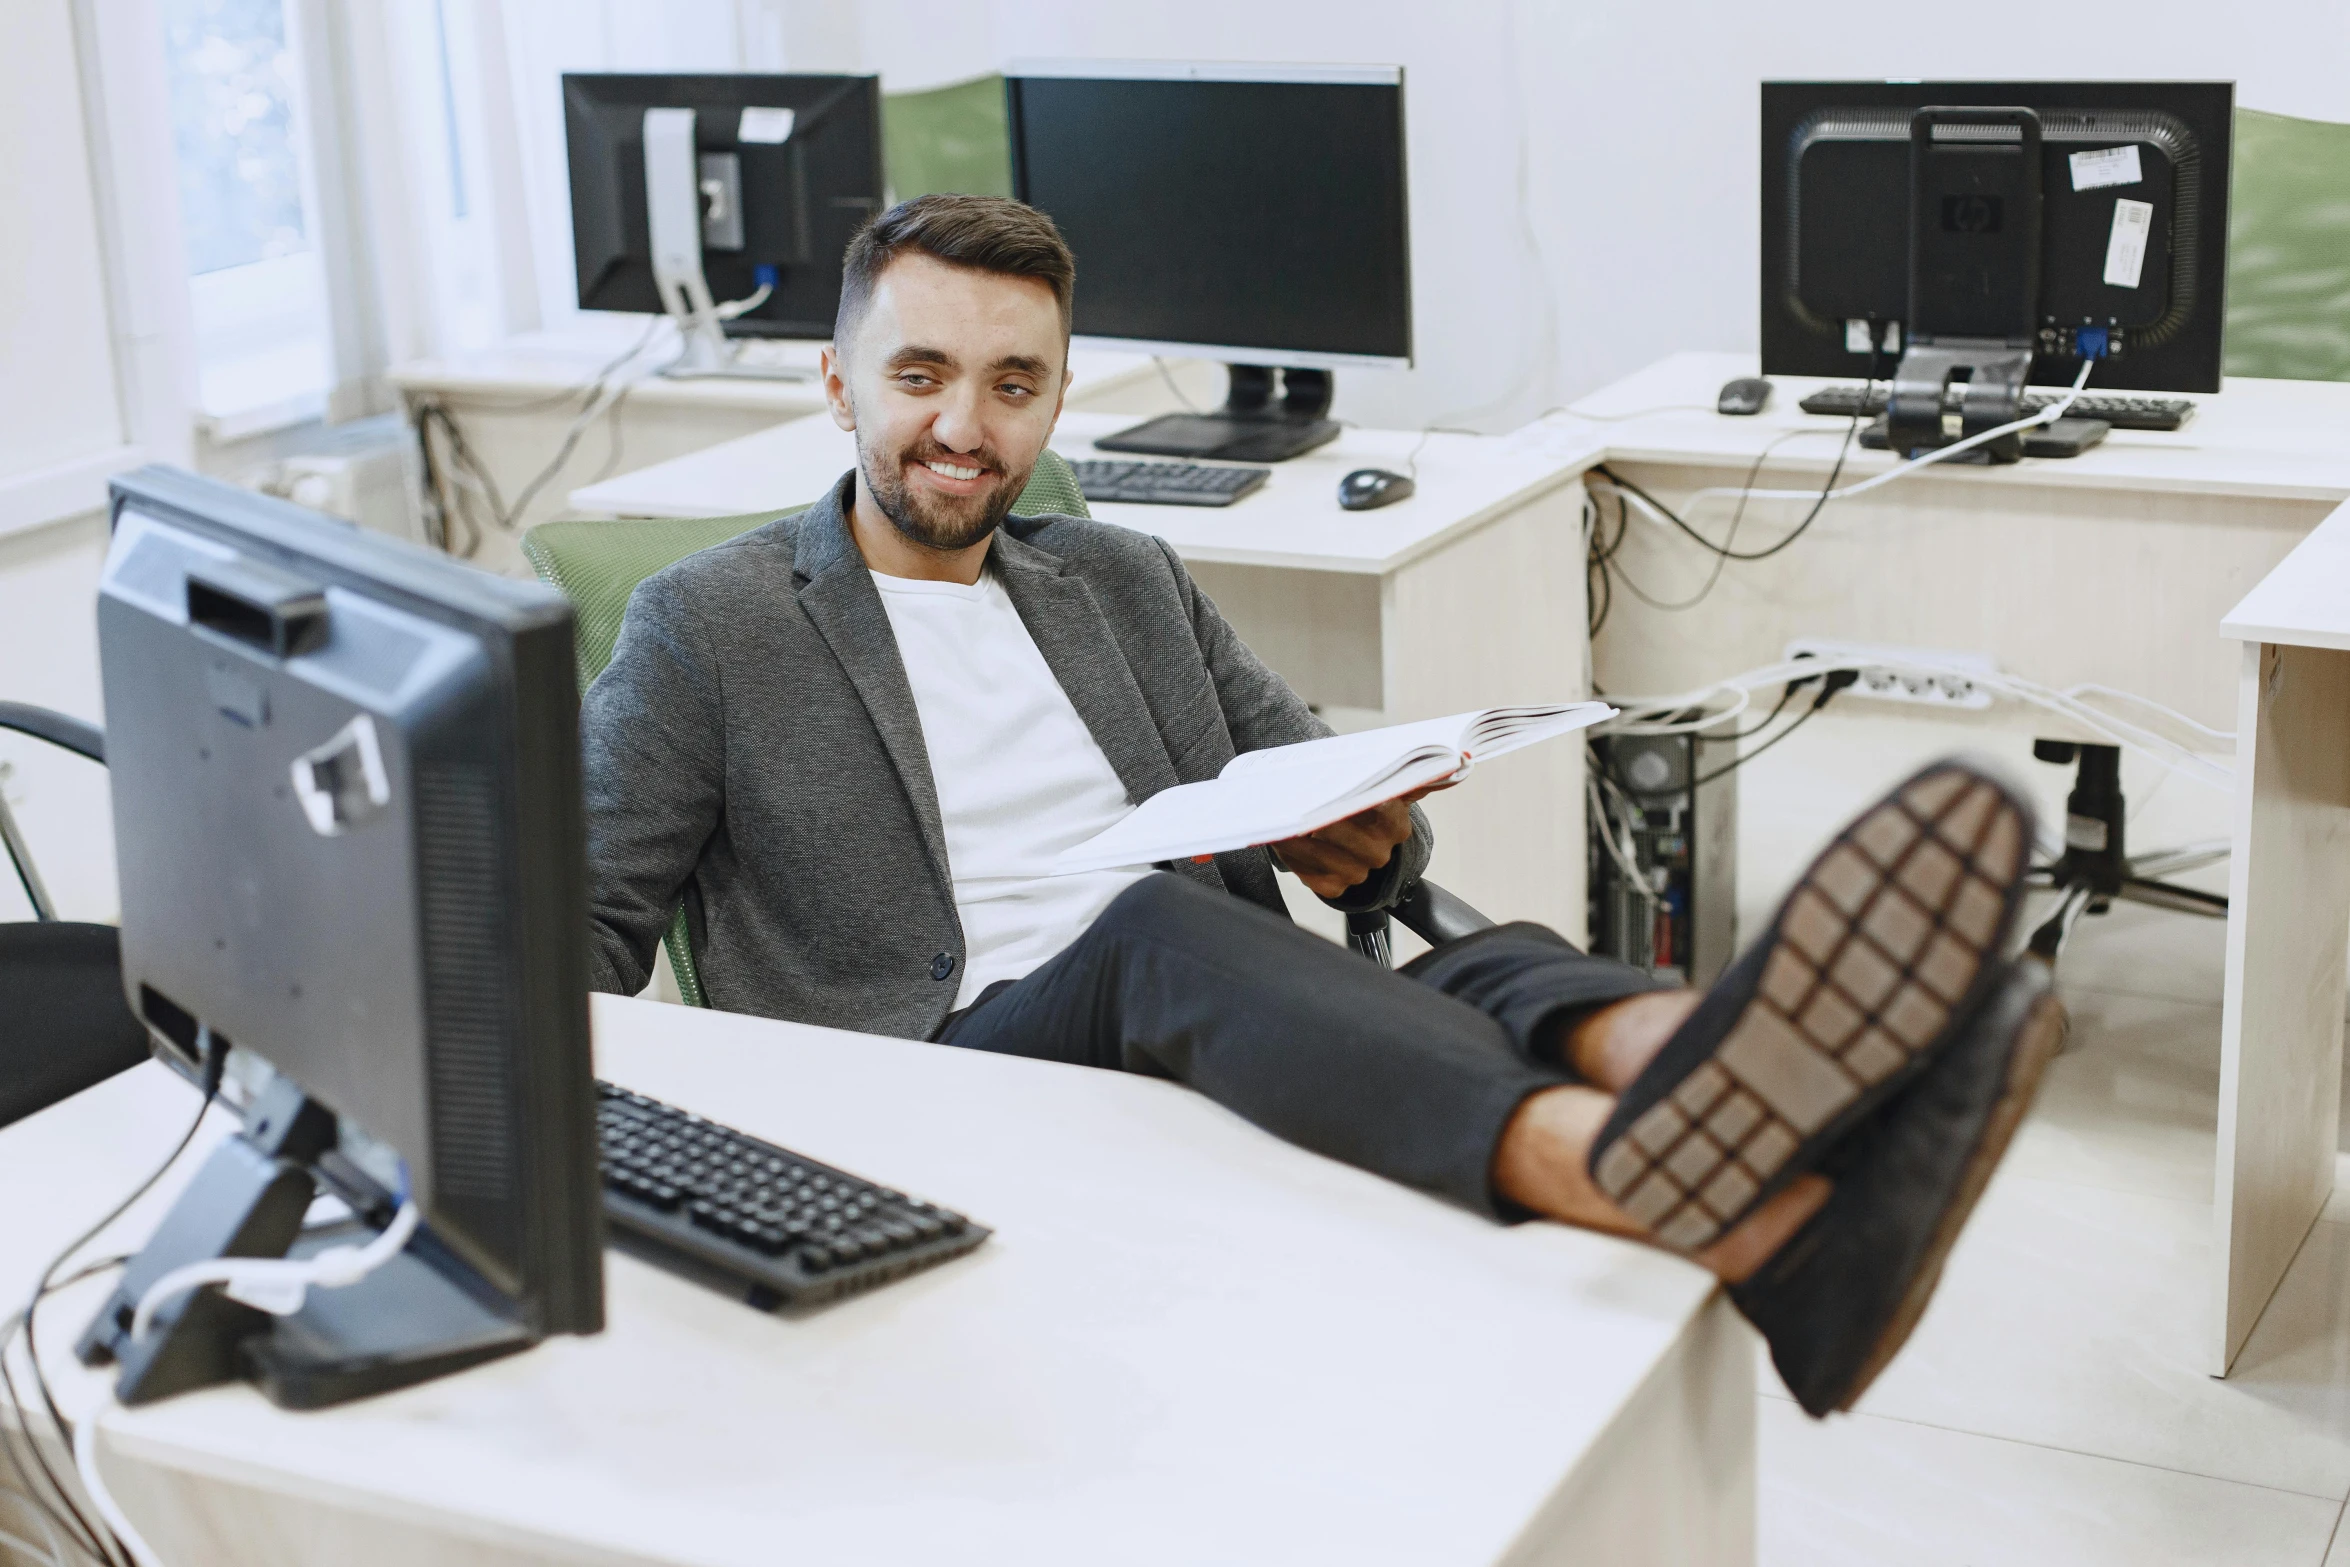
[2069,144,2144,191]
[2104,198,2153,289]
[739,107,796,144]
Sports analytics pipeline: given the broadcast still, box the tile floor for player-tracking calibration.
[1738,712,2350,1566]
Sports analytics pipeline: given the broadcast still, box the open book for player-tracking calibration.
[1052,703,1615,875]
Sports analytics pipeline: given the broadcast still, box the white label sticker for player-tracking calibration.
[2069,144,2143,191]
[738,107,796,144]
[2104,198,2153,288]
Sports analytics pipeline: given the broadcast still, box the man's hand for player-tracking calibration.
[1268,784,1442,900]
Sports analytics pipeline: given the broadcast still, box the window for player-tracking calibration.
[159,0,334,435]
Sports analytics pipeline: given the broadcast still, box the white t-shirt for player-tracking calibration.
[870,568,1150,1008]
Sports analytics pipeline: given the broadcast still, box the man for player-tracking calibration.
[582,194,2064,1418]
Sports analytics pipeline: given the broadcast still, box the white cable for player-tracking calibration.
[1586,773,1658,907]
[1595,359,2098,532]
[2064,682,2236,744]
[129,1201,419,1346]
[70,1407,154,1567]
[1597,650,2232,791]
[708,281,773,322]
[0,1499,64,1567]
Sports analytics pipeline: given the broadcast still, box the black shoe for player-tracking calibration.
[1731,959,2065,1417]
[1587,757,2034,1253]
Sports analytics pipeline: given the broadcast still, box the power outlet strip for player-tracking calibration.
[1784,638,1998,710]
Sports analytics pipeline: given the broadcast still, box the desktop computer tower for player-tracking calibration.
[1588,734,1737,987]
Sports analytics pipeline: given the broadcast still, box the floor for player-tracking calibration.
[1738,711,2350,1567]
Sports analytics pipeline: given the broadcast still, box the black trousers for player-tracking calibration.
[934,874,1664,1219]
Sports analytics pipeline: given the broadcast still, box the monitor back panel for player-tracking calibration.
[564,73,884,338]
[1761,81,2233,391]
[99,471,602,1331]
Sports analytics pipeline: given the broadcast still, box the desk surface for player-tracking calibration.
[570,409,1594,576]
[1548,351,2350,505]
[11,996,1727,1567]
[388,319,1166,421]
[2221,497,2350,650]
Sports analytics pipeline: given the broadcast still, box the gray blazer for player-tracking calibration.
[581,473,1431,1040]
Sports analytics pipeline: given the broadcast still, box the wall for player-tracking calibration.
[0,0,128,530]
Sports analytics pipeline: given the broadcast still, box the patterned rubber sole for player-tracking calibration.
[1591,764,2030,1253]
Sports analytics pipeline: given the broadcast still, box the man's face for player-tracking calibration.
[822,252,1068,554]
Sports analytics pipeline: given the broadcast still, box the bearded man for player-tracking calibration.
[579,194,2062,1418]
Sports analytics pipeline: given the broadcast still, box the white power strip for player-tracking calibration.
[1784,638,1998,710]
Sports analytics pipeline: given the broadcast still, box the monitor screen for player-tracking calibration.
[1760,81,2233,392]
[1007,63,1412,368]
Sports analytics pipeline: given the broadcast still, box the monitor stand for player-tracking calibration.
[76,1075,535,1410]
[1094,365,1342,463]
[1884,339,2034,462]
[1885,106,2042,464]
[642,105,814,384]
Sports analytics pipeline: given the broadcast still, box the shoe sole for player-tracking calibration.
[1590,761,2032,1253]
[1831,988,2067,1412]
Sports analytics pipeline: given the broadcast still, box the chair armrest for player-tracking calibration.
[1393,879,1496,948]
[0,703,104,765]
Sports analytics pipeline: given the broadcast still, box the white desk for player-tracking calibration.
[1559,351,2350,741]
[10,995,1753,1566]
[570,410,1598,944]
[388,320,1204,580]
[2214,497,2350,1375]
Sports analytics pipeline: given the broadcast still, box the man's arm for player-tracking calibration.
[579,572,728,994]
[1154,538,1431,910]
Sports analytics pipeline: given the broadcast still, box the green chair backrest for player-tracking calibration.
[2225,108,2350,382]
[525,447,1091,1006]
[880,74,1013,200]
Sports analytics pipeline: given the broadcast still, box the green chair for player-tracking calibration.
[2224,108,2350,382]
[523,450,1092,1007]
[880,75,1013,201]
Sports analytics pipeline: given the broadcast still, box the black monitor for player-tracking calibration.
[1006,61,1412,461]
[1761,80,2232,454]
[564,73,884,377]
[76,466,603,1410]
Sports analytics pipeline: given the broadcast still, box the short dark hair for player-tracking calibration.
[834,194,1076,348]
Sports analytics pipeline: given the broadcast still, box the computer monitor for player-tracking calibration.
[1761,81,2232,455]
[1006,61,1412,462]
[76,466,603,1409]
[564,72,884,380]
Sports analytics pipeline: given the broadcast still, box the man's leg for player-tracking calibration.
[935,874,1825,1278]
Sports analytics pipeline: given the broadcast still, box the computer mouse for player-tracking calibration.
[1717,376,1773,416]
[1338,468,1415,511]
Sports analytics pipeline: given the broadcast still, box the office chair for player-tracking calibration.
[2023,741,2228,961]
[523,450,1493,1001]
[0,703,151,1129]
[881,74,1015,201]
[2223,108,2350,383]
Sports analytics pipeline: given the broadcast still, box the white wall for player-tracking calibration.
[0,1,129,530]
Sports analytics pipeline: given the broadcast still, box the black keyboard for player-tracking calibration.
[1071,458,1271,507]
[596,1080,989,1308]
[1798,385,2195,431]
